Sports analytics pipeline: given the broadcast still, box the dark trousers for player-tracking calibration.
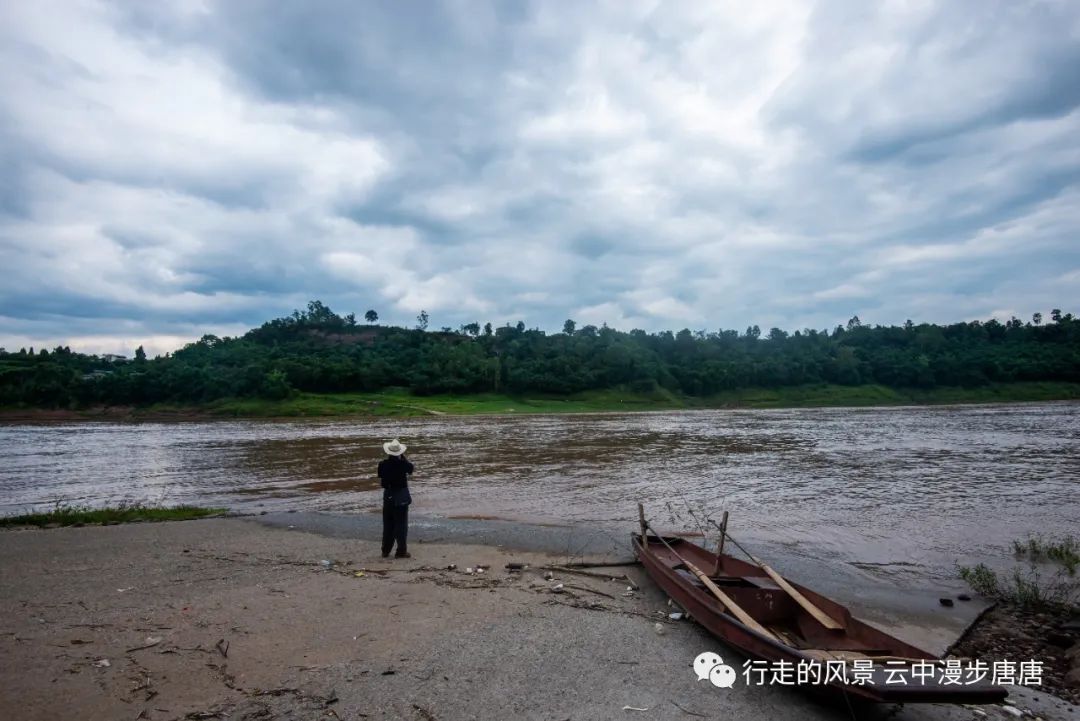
[382,502,408,556]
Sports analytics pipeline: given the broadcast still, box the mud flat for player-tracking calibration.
[0,517,1075,720]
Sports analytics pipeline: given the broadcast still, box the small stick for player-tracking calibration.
[563,583,617,600]
[672,701,708,718]
[713,510,729,575]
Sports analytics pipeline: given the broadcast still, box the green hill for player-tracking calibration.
[2,302,1079,414]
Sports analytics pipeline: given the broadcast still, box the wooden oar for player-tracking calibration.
[640,516,779,643]
[715,525,844,631]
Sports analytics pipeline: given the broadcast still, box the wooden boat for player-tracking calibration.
[633,528,1008,704]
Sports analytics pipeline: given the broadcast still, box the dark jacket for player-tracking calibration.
[378,455,413,506]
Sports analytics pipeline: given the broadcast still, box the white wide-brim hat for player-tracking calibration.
[383,438,407,456]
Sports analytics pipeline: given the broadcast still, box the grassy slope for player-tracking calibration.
[154,381,1080,418]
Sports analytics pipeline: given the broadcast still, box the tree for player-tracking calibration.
[847,315,862,331]
[305,300,336,325]
[135,345,147,363]
[416,310,429,331]
[259,369,293,400]
[516,321,525,332]
[365,310,378,324]
[1051,309,1062,323]
[483,322,492,336]
[563,319,576,335]
[461,322,480,337]
[1032,312,1042,326]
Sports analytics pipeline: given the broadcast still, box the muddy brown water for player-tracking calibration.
[2,402,1077,586]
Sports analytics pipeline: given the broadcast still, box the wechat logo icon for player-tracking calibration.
[694,651,737,689]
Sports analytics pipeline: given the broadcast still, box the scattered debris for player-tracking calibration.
[1000,705,1023,718]
[653,623,665,636]
[939,598,955,607]
[550,583,565,594]
[505,562,525,571]
[127,637,162,652]
[622,705,649,712]
[669,613,685,621]
[92,658,110,668]
[957,594,972,601]
[215,639,229,658]
[412,703,436,721]
[319,560,332,568]
[446,564,457,571]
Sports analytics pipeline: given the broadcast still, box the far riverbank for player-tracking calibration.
[2,381,1079,421]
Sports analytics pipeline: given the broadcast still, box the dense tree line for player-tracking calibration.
[2,301,1079,408]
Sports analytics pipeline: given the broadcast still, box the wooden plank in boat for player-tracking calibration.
[768,626,803,648]
[757,564,845,631]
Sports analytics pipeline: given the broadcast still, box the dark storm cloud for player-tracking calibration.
[1,0,1078,354]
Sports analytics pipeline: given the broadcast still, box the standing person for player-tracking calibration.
[378,438,413,559]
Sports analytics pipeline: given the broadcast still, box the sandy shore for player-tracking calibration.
[1,517,1076,721]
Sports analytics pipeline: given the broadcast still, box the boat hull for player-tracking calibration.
[633,532,1008,704]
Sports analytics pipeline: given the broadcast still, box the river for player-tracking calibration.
[2,402,1077,586]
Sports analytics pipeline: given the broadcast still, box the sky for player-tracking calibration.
[1,0,1079,357]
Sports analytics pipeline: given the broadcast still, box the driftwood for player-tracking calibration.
[559,560,640,568]
[562,583,617,600]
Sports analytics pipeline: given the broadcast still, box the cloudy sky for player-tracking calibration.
[2,1,1078,356]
